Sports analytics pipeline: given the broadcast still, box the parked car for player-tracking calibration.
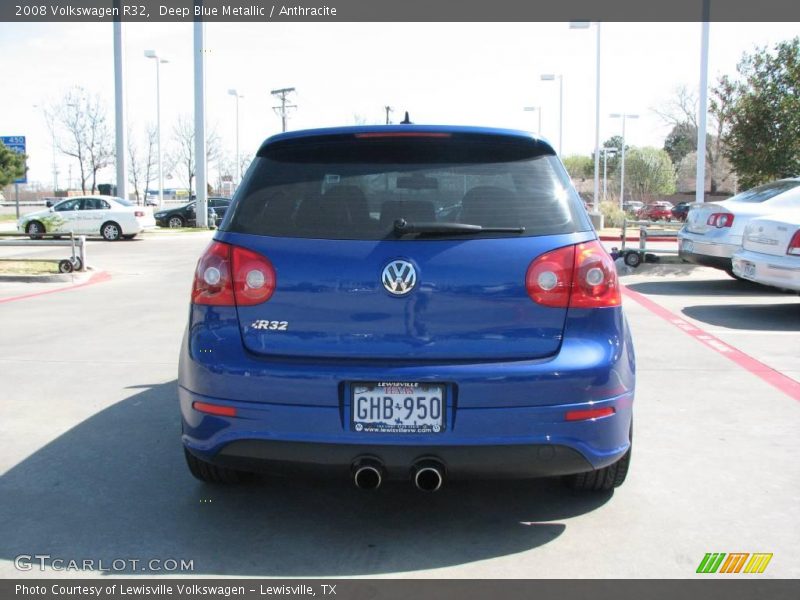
[622,200,644,216]
[640,201,674,221]
[18,195,155,241]
[732,213,800,292]
[671,202,691,222]
[179,125,635,493]
[678,179,800,276]
[154,200,223,228]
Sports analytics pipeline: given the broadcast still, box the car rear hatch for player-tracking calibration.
[214,128,593,361]
[743,216,800,257]
[684,202,729,234]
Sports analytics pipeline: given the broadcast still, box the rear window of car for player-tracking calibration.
[730,180,800,203]
[226,133,589,240]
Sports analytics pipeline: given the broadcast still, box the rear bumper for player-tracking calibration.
[191,439,596,480]
[732,249,800,291]
[180,385,633,477]
[677,231,739,270]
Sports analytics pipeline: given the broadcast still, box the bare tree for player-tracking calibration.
[49,87,113,194]
[127,124,158,204]
[169,115,222,198]
[652,84,735,194]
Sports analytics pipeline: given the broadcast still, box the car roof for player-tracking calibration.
[257,124,554,155]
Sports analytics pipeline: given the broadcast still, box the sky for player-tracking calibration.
[1,21,798,190]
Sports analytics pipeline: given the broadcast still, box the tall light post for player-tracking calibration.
[227,89,243,184]
[522,106,542,135]
[609,113,639,209]
[696,2,711,204]
[540,74,563,155]
[570,21,602,212]
[601,147,617,202]
[144,50,168,207]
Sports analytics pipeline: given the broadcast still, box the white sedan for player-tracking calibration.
[732,213,800,292]
[18,196,156,241]
[678,179,800,277]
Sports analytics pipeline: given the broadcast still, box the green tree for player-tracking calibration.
[663,122,697,167]
[0,141,26,187]
[719,37,800,188]
[624,147,676,201]
[562,154,593,180]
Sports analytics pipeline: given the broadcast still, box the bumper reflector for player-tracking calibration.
[565,407,615,422]
[193,401,237,417]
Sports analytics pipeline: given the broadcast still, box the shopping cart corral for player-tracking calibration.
[0,232,87,273]
[613,219,683,268]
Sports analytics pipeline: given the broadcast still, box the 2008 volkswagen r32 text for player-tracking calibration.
[178,124,635,493]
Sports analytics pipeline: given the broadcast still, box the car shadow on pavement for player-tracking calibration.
[0,382,612,577]
[626,278,789,297]
[682,303,800,332]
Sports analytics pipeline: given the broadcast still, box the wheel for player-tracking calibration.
[70,256,83,271]
[26,221,45,239]
[101,221,122,241]
[623,251,642,268]
[168,216,185,228]
[564,447,631,491]
[184,447,247,484]
[58,259,74,273]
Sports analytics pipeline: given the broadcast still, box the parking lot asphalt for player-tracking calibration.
[0,233,798,578]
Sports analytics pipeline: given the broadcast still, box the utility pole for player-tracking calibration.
[384,106,393,124]
[271,87,297,132]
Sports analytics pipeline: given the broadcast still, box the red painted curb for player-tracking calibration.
[0,271,112,304]
[622,285,800,403]
[599,235,677,242]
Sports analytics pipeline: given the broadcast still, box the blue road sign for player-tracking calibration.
[0,135,27,184]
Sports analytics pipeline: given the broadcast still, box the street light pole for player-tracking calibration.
[145,50,168,208]
[228,89,243,184]
[570,21,602,212]
[696,5,711,204]
[609,113,639,209]
[540,74,563,154]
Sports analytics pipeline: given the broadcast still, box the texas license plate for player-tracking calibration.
[681,238,694,253]
[351,382,445,434]
[742,261,756,278]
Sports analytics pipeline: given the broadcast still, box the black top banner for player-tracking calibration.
[3,0,800,22]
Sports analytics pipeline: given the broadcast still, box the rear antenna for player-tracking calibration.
[400,111,412,125]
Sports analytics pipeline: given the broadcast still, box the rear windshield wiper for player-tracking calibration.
[393,219,525,236]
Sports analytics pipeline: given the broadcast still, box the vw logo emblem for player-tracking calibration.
[382,260,417,296]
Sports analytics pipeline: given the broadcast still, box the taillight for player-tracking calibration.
[232,245,276,305]
[788,230,800,256]
[526,240,620,309]
[525,245,574,307]
[191,241,276,306]
[707,213,734,228]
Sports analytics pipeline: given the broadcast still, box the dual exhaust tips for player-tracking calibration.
[352,458,444,492]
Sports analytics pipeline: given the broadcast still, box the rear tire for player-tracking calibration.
[564,446,631,492]
[184,447,246,484]
[623,251,642,268]
[168,216,185,228]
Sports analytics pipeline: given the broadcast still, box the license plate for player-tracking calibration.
[743,261,756,278]
[351,382,445,434]
[681,239,694,253]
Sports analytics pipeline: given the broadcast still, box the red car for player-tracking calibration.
[640,202,674,221]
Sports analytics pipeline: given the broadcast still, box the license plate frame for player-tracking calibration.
[350,382,446,434]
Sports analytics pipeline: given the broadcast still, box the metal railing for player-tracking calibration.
[0,232,87,273]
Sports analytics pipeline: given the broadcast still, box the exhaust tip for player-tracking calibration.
[352,459,384,490]
[413,463,444,492]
